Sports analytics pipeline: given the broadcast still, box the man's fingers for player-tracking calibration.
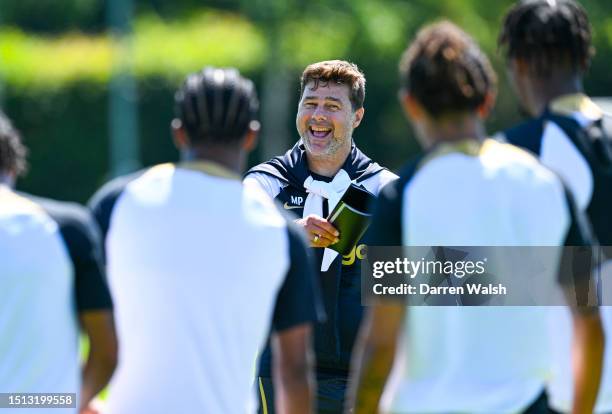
[310,234,335,248]
[308,229,336,246]
[309,223,339,244]
[311,217,339,237]
[297,215,340,247]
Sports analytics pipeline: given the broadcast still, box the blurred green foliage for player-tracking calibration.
[132,13,265,79]
[0,10,265,90]
[1,0,612,203]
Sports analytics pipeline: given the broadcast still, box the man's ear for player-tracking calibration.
[476,91,496,119]
[171,119,190,151]
[399,91,425,122]
[507,57,532,81]
[241,120,260,152]
[352,107,365,129]
[511,58,530,75]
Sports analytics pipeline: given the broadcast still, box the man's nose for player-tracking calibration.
[312,106,327,120]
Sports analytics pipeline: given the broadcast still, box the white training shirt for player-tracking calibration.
[102,162,320,414]
[500,94,612,413]
[1,185,110,413]
[0,186,78,414]
[367,139,591,414]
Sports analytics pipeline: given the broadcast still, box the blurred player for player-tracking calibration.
[498,1,612,412]
[347,21,603,414]
[89,67,323,414]
[0,111,117,414]
[244,60,397,413]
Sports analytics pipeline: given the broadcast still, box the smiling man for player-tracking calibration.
[245,60,397,413]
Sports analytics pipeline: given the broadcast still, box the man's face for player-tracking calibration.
[296,81,363,158]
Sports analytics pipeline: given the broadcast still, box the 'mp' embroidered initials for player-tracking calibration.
[283,195,304,210]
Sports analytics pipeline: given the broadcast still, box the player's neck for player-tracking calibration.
[306,144,351,178]
[530,74,584,116]
[422,115,486,148]
[181,145,245,176]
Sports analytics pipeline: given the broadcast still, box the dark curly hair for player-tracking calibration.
[399,21,497,118]
[0,111,27,177]
[498,0,594,76]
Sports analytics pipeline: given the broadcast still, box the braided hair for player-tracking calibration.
[0,111,27,176]
[174,67,259,144]
[399,21,497,118]
[499,0,594,76]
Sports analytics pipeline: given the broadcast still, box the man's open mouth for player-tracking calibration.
[309,125,332,139]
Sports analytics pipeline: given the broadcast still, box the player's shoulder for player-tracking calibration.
[242,179,287,228]
[481,140,567,198]
[0,189,60,239]
[359,167,398,195]
[0,186,44,216]
[367,155,423,216]
[87,168,147,237]
[20,193,101,248]
[481,138,541,165]
[243,170,286,200]
[245,159,289,182]
[390,152,428,190]
[501,116,545,140]
[122,164,179,198]
[88,169,146,211]
[499,116,546,155]
[25,193,92,230]
[244,170,285,187]
[375,168,399,188]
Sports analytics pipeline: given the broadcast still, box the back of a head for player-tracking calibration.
[499,0,594,76]
[0,111,27,178]
[300,60,366,110]
[399,21,497,119]
[174,67,259,145]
